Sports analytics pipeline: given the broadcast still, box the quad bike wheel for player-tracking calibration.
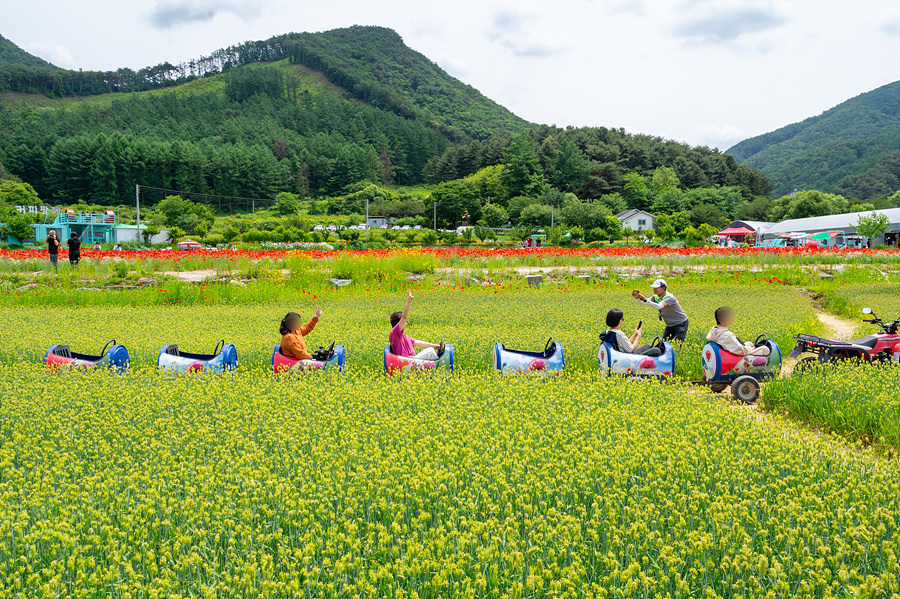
[731,375,761,404]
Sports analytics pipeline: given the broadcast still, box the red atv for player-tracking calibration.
[789,307,900,368]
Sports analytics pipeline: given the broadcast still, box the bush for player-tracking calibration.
[421,230,438,245]
[222,227,240,242]
[204,234,226,246]
[585,228,606,243]
[481,204,509,227]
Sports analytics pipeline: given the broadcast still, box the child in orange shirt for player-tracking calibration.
[279,305,323,360]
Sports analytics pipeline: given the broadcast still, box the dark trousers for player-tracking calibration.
[634,344,662,357]
[663,319,689,342]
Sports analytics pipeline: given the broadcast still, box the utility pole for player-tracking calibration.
[135,184,141,243]
[365,199,369,242]
[433,201,437,232]
[551,205,555,230]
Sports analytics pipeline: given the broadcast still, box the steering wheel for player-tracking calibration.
[543,337,555,358]
[437,338,445,357]
[100,339,116,357]
[754,334,769,345]
[213,339,225,356]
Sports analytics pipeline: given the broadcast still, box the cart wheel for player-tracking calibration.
[731,376,760,404]
[709,382,729,393]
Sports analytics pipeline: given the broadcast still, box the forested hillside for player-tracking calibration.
[0,26,770,223]
[0,34,56,68]
[728,81,900,199]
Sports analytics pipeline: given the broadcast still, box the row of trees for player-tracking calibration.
[0,88,451,202]
[423,127,773,201]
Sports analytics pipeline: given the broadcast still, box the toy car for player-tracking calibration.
[700,335,782,402]
[272,341,346,374]
[158,339,237,374]
[44,339,129,373]
[493,338,564,374]
[598,333,674,379]
[384,340,454,376]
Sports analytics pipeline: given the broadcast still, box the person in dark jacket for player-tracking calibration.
[46,231,60,272]
[67,233,81,267]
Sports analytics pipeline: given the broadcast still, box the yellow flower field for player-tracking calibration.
[1,281,898,597]
[0,367,897,598]
[0,282,820,378]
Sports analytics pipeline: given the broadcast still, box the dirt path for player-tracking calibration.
[816,311,857,340]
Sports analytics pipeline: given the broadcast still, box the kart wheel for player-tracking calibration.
[709,382,729,393]
[731,376,760,404]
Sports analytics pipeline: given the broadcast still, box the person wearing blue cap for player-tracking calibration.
[632,279,689,342]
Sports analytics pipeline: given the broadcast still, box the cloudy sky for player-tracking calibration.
[5,0,899,149]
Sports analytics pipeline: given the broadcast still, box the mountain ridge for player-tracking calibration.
[727,81,900,199]
[0,34,57,68]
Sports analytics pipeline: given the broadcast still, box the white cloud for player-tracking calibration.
[148,1,262,29]
[673,5,787,45]
[694,125,749,150]
[22,42,78,68]
[488,8,570,58]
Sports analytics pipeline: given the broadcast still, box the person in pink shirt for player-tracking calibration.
[389,289,440,359]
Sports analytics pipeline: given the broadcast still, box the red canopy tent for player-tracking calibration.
[176,239,202,250]
[717,226,755,236]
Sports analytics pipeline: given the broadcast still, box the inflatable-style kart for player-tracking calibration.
[272,341,346,374]
[158,339,238,374]
[493,338,564,374]
[700,335,782,402]
[384,340,454,376]
[44,339,130,373]
[598,332,674,379]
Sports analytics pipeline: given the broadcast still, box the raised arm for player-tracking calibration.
[299,305,323,335]
[397,290,413,330]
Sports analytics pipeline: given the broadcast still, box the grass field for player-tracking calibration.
[0,249,899,598]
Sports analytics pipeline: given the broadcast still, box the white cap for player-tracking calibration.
[652,279,667,288]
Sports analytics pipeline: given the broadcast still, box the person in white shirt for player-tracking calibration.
[603,309,661,356]
[706,307,770,356]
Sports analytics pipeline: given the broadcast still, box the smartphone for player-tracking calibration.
[638,320,643,330]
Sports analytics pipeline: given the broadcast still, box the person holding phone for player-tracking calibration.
[603,309,661,356]
[45,231,60,272]
[631,279,689,343]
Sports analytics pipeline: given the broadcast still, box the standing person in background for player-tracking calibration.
[66,232,81,267]
[113,243,122,252]
[46,231,60,272]
[93,241,101,251]
[632,279,689,342]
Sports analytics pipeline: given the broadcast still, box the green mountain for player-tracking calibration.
[0,26,768,209]
[0,34,57,68]
[0,26,532,202]
[727,81,900,199]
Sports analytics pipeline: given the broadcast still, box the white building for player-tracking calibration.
[367,216,389,228]
[616,209,655,232]
[762,208,900,247]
